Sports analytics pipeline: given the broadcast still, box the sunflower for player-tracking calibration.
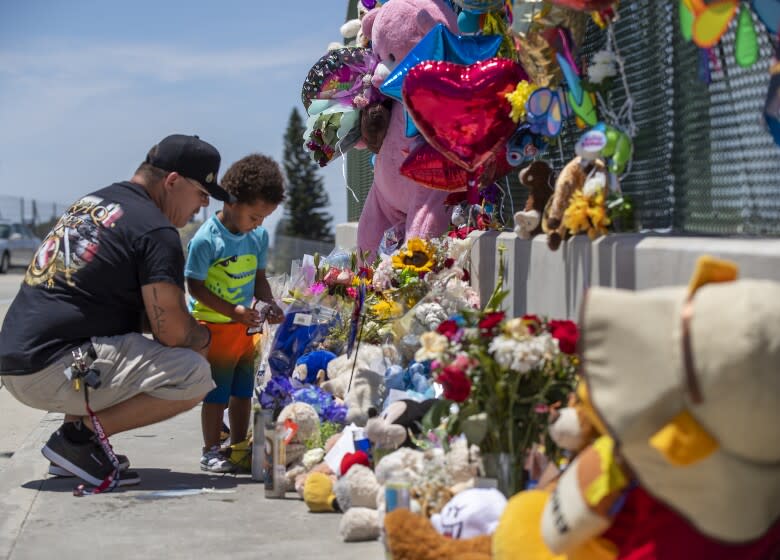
[391,238,435,274]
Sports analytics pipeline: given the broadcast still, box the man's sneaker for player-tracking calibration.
[42,428,141,487]
[48,451,130,477]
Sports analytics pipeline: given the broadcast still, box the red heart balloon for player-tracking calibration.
[400,141,514,192]
[402,58,528,173]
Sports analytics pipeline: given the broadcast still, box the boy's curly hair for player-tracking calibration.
[221,154,285,205]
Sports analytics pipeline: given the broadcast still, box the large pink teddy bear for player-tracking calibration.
[356,0,458,254]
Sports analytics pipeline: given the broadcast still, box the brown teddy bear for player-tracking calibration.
[513,161,555,239]
[543,156,607,251]
[385,508,492,560]
[360,100,392,154]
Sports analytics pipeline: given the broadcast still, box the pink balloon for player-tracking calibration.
[400,142,513,192]
[547,0,614,11]
[402,58,528,173]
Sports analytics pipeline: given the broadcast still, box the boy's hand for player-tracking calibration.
[232,304,262,326]
[266,302,284,325]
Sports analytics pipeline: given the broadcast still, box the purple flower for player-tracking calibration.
[307,282,326,296]
[256,375,294,412]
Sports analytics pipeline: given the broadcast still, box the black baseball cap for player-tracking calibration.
[145,134,235,203]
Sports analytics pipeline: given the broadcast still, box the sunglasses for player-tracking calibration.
[180,176,210,201]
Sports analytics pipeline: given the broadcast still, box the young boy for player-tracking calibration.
[185,153,285,472]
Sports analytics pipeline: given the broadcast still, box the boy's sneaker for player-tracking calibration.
[200,445,236,473]
[42,428,141,487]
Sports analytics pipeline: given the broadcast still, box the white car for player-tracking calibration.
[0,223,41,273]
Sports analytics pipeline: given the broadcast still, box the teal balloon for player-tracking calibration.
[458,11,481,34]
[556,53,583,105]
[379,23,503,103]
[405,113,420,137]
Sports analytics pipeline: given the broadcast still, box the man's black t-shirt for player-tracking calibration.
[0,182,184,375]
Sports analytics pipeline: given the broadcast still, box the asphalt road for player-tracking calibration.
[0,269,47,472]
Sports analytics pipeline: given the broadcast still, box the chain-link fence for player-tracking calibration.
[343,0,780,236]
[0,195,69,237]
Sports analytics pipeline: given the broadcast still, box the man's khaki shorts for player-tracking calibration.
[2,333,215,415]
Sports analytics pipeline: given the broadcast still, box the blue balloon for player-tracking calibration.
[379,23,503,104]
[458,11,481,34]
[752,0,780,35]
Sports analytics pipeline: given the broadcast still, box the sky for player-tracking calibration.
[0,1,351,240]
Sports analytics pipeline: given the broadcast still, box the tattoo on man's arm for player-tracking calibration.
[152,286,166,335]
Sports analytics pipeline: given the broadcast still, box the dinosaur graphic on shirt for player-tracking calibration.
[204,254,257,304]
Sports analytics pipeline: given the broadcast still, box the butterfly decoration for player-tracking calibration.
[506,123,548,166]
[525,87,572,138]
[679,0,778,68]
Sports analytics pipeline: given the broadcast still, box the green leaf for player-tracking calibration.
[422,399,453,431]
[461,412,489,446]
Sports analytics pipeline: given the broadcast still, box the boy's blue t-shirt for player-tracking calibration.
[184,215,269,323]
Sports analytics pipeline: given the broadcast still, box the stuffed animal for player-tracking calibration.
[321,344,387,426]
[292,350,337,386]
[430,488,507,539]
[360,100,393,154]
[296,432,342,498]
[275,402,321,489]
[356,0,459,253]
[335,464,384,542]
[543,156,608,250]
[335,463,382,511]
[303,472,340,513]
[385,257,780,559]
[385,509,492,560]
[514,161,555,239]
[366,398,437,449]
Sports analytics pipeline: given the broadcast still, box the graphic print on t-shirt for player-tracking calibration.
[191,253,257,323]
[25,195,124,288]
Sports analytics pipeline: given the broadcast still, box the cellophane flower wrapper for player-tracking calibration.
[266,301,340,378]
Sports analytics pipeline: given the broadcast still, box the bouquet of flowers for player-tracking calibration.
[422,311,578,458]
[421,257,579,492]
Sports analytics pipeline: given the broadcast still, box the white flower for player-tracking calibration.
[488,335,517,370]
[415,332,449,362]
[489,333,558,374]
[587,50,618,84]
[583,172,607,198]
[447,238,473,266]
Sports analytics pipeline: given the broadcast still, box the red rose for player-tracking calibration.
[461,268,470,282]
[478,311,505,332]
[448,227,476,240]
[549,320,579,354]
[444,258,455,269]
[437,366,472,403]
[436,319,459,340]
